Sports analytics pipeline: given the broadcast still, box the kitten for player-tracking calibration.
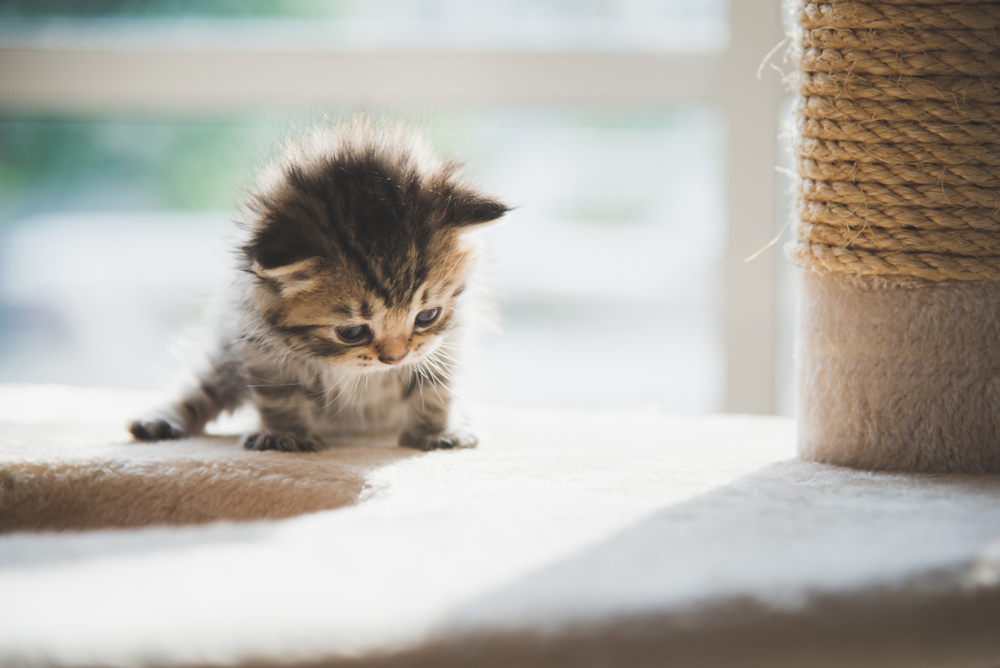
[129,119,508,452]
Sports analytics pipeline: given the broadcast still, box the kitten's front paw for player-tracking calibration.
[399,428,478,451]
[129,417,186,441]
[241,431,319,453]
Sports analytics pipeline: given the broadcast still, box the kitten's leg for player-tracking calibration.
[240,379,322,453]
[129,349,247,441]
[399,372,477,451]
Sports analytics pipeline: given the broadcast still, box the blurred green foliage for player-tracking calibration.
[0,0,344,18]
[0,117,277,225]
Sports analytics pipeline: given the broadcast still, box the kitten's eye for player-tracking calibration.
[414,308,441,327]
[335,324,371,344]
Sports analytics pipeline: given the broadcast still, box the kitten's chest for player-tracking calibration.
[307,371,410,435]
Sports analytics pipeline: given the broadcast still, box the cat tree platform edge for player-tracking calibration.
[1,384,999,667]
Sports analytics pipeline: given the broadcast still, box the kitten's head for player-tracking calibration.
[241,120,509,373]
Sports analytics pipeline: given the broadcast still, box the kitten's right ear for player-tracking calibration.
[443,189,512,231]
[244,225,311,271]
[249,256,321,297]
[244,228,323,296]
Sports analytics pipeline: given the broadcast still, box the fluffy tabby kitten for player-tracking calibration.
[129,119,508,452]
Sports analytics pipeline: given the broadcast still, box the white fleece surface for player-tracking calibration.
[2,385,1000,667]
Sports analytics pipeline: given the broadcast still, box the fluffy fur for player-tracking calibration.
[797,271,1000,473]
[129,119,509,452]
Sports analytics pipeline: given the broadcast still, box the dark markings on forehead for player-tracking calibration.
[372,238,429,309]
[288,152,442,309]
[332,227,397,307]
[344,238,431,310]
[360,301,372,319]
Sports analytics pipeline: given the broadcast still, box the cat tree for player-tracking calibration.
[789,0,1000,472]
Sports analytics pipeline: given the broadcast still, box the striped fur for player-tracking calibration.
[130,119,509,452]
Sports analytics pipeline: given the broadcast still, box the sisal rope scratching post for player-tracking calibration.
[788,0,1000,472]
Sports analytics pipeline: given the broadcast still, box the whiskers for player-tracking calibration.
[409,342,471,403]
[256,338,468,427]
[319,366,372,418]
[409,359,443,405]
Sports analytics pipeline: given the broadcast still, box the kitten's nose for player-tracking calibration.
[378,353,407,365]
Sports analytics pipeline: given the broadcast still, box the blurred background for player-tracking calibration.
[0,0,793,415]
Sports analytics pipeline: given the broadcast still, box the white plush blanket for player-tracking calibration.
[1,384,999,667]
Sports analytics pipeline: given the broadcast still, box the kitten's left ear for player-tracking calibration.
[444,190,511,231]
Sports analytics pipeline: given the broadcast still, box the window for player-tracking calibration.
[0,0,789,414]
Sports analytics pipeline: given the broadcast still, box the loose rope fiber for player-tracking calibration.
[788,0,1000,281]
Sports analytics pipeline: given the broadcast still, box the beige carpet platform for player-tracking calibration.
[2,384,1000,667]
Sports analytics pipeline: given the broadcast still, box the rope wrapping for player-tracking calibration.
[790,2,1000,281]
[803,28,1000,54]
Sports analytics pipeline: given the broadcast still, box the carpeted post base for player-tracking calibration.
[797,271,1000,473]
